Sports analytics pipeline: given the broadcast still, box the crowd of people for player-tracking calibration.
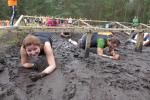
[0,20,10,26]
[23,17,74,27]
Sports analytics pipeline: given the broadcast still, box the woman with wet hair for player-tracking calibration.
[20,32,56,81]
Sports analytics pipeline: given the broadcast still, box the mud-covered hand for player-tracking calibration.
[112,54,120,60]
[29,72,47,82]
[32,62,40,70]
[30,56,48,71]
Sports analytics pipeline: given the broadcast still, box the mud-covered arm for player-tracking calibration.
[97,47,113,59]
[110,49,120,60]
[20,46,34,68]
[42,41,56,74]
[97,38,113,59]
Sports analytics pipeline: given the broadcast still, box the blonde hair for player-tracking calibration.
[22,35,42,48]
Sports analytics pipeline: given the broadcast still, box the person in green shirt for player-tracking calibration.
[132,16,140,28]
[78,32,120,60]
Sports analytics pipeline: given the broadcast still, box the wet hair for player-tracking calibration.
[22,34,42,48]
[109,37,120,46]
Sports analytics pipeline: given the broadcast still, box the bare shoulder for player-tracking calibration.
[20,46,27,55]
[44,41,53,53]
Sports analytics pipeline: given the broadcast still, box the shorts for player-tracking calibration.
[31,32,53,46]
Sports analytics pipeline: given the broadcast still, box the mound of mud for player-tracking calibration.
[0,32,150,100]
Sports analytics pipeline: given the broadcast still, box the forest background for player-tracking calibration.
[0,0,150,23]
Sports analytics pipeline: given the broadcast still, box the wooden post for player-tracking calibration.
[78,20,80,27]
[14,15,24,27]
[85,30,92,57]
[135,30,144,52]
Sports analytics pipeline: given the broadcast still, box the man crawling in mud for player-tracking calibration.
[126,32,150,46]
[20,32,56,81]
[78,32,120,60]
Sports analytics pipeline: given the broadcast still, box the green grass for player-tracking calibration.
[6,32,27,45]
[6,38,19,45]
[0,30,27,45]
[0,31,5,37]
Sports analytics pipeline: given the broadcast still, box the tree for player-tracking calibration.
[0,0,150,23]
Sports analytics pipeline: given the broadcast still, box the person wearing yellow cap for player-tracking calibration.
[7,0,17,26]
[78,32,120,60]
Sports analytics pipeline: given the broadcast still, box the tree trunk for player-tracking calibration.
[85,30,92,57]
[135,31,144,52]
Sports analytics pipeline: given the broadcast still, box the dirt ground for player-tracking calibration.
[0,31,150,100]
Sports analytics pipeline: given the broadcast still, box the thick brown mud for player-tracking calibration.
[0,32,150,100]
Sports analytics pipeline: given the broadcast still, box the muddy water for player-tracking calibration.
[0,32,150,100]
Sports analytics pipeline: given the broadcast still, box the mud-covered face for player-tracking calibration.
[25,45,40,58]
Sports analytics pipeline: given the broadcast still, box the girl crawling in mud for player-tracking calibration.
[20,32,56,81]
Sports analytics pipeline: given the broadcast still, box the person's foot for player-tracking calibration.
[60,32,71,38]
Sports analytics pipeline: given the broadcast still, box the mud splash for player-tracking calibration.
[0,32,150,100]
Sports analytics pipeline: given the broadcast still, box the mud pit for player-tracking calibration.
[0,31,150,100]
